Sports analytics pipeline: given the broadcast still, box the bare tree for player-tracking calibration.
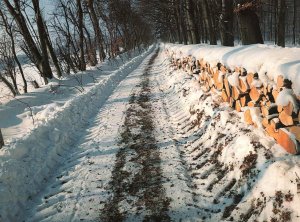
[200,0,217,45]
[220,0,234,46]
[0,34,19,96]
[2,0,53,83]
[234,0,264,45]
[86,0,106,61]
[0,8,28,93]
[76,0,86,71]
[186,0,199,44]
[276,0,286,47]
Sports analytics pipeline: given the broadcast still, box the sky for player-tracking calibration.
[37,0,57,19]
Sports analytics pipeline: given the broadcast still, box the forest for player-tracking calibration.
[0,0,152,97]
[0,0,299,99]
[143,0,300,46]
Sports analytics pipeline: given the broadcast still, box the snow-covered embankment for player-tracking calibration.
[0,46,154,221]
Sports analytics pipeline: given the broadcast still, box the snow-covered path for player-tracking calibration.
[24,49,162,221]
[24,47,200,222]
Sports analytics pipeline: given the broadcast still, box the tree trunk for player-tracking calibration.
[185,0,193,43]
[0,8,28,93]
[32,0,62,78]
[174,3,183,43]
[186,0,198,44]
[293,0,296,45]
[8,71,20,95]
[86,0,106,62]
[276,0,286,47]
[77,0,86,71]
[235,0,264,45]
[44,26,63,78]
[11,38,27,93]
[0,75,17,97]
[0,128,4,149]
[178,0,188,45]
[201,0,217,45]
[174,11,182,43]
[13,46,27,93]
[220,0,234,46]
[270,0,273,41]
[84,25,97,66]
[196,2,205,43]
[186,26,193,44]
[274,0,278,43]
[3,0,53,81]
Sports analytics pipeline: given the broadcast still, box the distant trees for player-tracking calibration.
[0,0,299,99]
[260,0,298,45]
[76,0,86,71]
[186,0,199,44]
[50,0,152,74]
[141,0,299,47]
[138,0,231,45]
[0,0,153,98]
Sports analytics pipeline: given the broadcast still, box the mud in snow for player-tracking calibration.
[101,49,171,221]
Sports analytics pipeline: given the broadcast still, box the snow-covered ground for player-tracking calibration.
[1,44,300,221]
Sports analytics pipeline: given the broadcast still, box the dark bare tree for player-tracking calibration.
[220,0,234,46]
[0,8,27,93]
[86,0,106,61]
[234,0,264,45]
[2,0,53,83]
[76,0,86,71]
[276,0,286,47]
[0,34,19,96]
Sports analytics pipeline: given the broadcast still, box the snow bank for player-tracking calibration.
[0,46,154,221]
[165,43,300,96]
[276,88,299,112]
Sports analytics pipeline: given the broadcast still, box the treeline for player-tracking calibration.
[0,0,152,97]
[140,0,299,47]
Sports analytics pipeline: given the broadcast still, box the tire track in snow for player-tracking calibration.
[101,49,171,221]
[24,48,155,222]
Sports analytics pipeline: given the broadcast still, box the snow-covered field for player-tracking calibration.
[1,44,300,221]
